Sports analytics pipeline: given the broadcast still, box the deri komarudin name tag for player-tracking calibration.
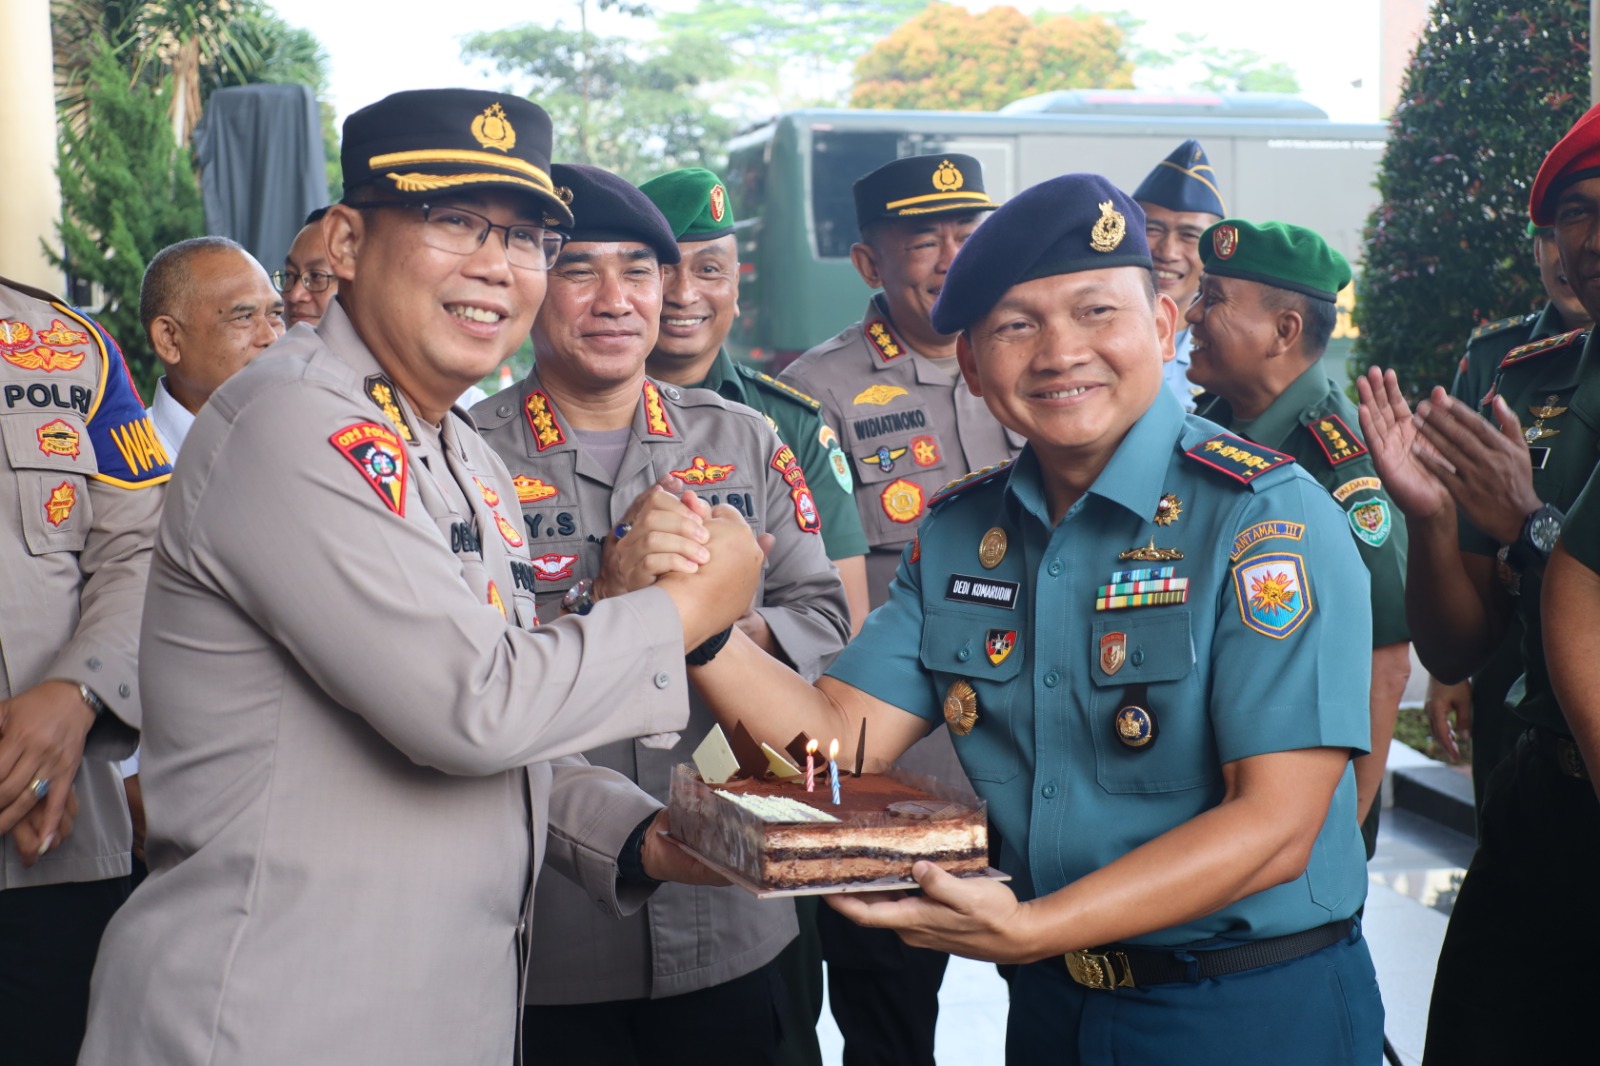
[946,573,1020,609]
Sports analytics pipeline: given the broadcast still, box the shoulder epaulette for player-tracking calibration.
[746,368,822,410]
[1469,313,1536,344]
[1500,327,1588,369]
[1303,412,1368,466]
[1183,433,1295,486]
[928,461,1014,508]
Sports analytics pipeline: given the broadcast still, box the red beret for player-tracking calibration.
[1529,102,1600,227]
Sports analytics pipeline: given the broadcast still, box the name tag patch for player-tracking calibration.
[946,573,1019,609]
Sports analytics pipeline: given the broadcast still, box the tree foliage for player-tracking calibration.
[660,0,930,109]
[1354,0,1590,396]
[48,40,205,388]
[1167,31,1300,94]
[463,24,735,184]
[850,3,1134,112]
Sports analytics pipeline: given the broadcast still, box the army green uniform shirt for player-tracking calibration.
[1461,326,1596,736]
[1198,366,1409,647]
[1451,303,1573,411]
[693,348,868,562]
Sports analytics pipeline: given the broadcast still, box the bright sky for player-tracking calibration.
[267,0,1385,128]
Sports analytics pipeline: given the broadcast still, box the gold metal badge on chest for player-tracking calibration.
[943,680,978,736]
[978,527,1007,568]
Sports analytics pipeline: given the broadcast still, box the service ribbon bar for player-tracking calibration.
[1096,577,1189,597]
[1094,589,1189,611]
[1110,565,1177,584]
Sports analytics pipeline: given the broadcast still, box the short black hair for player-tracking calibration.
[140,236,246,333]
[1261,285,1338,356]
[303,206,329,227]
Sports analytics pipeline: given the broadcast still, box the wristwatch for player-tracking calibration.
[560,579,596,617]
[78,682,106,716]
[1505,503,1564,574]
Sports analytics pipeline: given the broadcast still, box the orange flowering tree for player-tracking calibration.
[850,3,1134,112]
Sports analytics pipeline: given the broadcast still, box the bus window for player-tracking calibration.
[812,130,898,258]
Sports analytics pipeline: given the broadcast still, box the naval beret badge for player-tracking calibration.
[1090,200,1126,253]
[944,680,978,735]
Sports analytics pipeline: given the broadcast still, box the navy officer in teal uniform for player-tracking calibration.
[684,173,1383,1063]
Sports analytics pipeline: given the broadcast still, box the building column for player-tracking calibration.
[0,0,64,291]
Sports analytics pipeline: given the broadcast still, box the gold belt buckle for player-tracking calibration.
[1063,949,1135,990]
[1557,738,1590,781]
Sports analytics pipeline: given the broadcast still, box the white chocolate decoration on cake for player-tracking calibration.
[712,790,840,823]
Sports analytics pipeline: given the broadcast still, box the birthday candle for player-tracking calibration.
[805,738,818,792]
[828,739,841,805]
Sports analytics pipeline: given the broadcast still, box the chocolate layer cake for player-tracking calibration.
[667,765,988,890]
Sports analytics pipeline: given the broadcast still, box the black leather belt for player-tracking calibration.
[1059,918,1354,990]
[1532,727,1590,781]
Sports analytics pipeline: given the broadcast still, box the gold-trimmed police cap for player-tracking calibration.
[854,154,999,231]
[340,89,573,227]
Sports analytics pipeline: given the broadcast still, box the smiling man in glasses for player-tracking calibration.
[275,207,337,330]
[79,89,761,1066]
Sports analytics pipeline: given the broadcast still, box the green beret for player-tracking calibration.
[1198,219,1351,302]
[639,168,734,242]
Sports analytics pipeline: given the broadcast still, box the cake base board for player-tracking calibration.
[660,831,1011,899]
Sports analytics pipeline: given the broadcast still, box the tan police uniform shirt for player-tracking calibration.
[0,278,163,890]
[780,295,1022,605]
[781,295,1020,782]
[474,366,850,1002]
[79,303,690,1066]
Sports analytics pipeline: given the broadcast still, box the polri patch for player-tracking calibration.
[487,581,507,618]
[1308,414,1367,465]
[772,444,824,533]
[1233,552,1312,638]
[1184,434,1293,484]
[853,384,908,406]
[671,456,736,485]
[45,481,77,526]
[531,553,578,581]
[1230,520,1305,560]
[36,419,81,459]
[1347,497,1391,547]
[473,477,501,507]
[880,478,924,523]
[946,573,1020,610]
[329,422,408,517]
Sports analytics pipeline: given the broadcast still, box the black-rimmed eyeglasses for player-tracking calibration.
[270,269,335,294]
[356,201,567,271]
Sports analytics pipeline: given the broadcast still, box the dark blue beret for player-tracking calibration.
[341,89,572,227]
[930,174,1152,334]
[550,163,682,265]
[1132,139,1226,218]
[853,154,999,231]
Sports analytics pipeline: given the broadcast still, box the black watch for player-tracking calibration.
[1505,504,1564,574]
[685,625,733,667]
[560,579,596,617]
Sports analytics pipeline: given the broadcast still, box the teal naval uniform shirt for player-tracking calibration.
[1197,365,1409,649]
[826,388,1374,945]
[691,348,868,562]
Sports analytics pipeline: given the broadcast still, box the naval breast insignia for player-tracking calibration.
[1153,493,1182,526]
[1118,536,1183,563]
[1090,200,1126,253]
[978,527,1007,568]
[944,680,978,735]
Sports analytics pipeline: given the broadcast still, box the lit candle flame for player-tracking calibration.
[828,739,840,762]
[806,738,819,754]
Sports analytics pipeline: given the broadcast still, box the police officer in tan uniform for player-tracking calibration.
[0,276,168,1066]
[78,90,761,1066]
[778,154,1019,1066]
[473,163,848,1065]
